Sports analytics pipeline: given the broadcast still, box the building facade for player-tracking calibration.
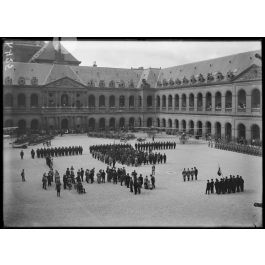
[3,41,262,143]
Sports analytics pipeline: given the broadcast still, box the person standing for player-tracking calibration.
[129,177,134,193]
[182,168,186,182]
[194,167,198,180]
[210,179,214,193]
[42,173,47,190]
[186,168,190,181]
[31,149,35,159]
[21,169,25,182]
[56,181,61,197]
[151,174,155,189]
[20,150,24,159]
[205,180,210,194]
[190,168,194,181]
[151,165,155,176]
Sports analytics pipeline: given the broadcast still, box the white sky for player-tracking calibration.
[61,40,261,69]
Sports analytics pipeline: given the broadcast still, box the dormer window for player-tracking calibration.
[31,76,38,86]
[190,75,197,84]
[99,80,105,88]
[169,78,174,86]
[175,78,181,85]
[129,80,134,88]
[183,76,189,85]
[162,79,168,87]
[5,76,12,85]
[87,80,95,87]
[216,72,224,81]
[18,77,25,86]
[119,80,125,88]
[157,80,162,87]
[109,80,115,88]
[226,70,234,80]
[207,73,214,82]
[198,74,205,83]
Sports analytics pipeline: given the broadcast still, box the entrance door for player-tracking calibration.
[61,118,68,131]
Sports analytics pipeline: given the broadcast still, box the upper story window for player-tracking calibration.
[182,76,189,85]
[5,76,12,85]
[18,77,26,86]
[87,80,95,87]
[119,80,125,88]
[175,78,181,85]
[216,72,224,81]
[207,73,214,82]
[190,75,197,84]
[226,70,234,80]
[31,77,38,86]
[109,80,115,88]
[99,80,105,88]
[198,74,205,83]
[157,80,162,87]
[129,80,134,88]
[169,78,174,86]
[162,79,168,87]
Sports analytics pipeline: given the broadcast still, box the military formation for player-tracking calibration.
[90,143,167,167]
[135,141,176,151]
[210,141,262,156]
[182,167,198,181]
[205,175,245,195]
[31,145,83,159]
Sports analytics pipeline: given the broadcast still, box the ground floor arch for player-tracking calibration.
[251,124,260,141]
[225,123,232,142]
[88,118,95,131]
[215,122,222,139]
[189,120,194,135]
[147,118,153,127]
[61,118,69,130]
[99,118,106,130]
[31,119,39,130]
[109,117,116,130]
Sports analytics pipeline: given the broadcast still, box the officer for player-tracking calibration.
[42,173,47,190]
[186,168,190,181]
[182,168,186,182]
[190,168,194,181]
[20,150,24,159]
[31,149,35,159]
[239,176,244,192]
[205,180,211,194]
[129,177,134,193]
[151,174,155,189]
[214,179,220,194]
[80,168,84,182]
[194,167,198,180]
[210,179,214,193]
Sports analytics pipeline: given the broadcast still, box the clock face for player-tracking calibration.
[52,37,77,55]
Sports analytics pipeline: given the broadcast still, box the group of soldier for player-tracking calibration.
[42,169,62,197]
[182,167,198,181]
[90,143,167,167]
[31,145,83,159]
[205,175,245,195]
[211,141,262,156]
[135,141,176,151]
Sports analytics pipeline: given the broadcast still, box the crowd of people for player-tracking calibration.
[211,141,262,156]
[90,143,167,167]
[182,167,198,181]
[135,141,176,151]
[205,175,245,195]
[30,145,83,159]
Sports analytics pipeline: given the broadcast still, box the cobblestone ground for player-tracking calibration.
[3,134,263,227]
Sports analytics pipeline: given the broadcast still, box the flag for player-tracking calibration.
[217,166,222,176]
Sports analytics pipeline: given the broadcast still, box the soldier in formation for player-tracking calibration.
[135,141,176,151]
[182,167,198,182]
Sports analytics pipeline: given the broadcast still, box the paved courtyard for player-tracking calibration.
[3,134,263,227]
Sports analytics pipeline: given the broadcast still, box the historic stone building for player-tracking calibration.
[3,41,262,143]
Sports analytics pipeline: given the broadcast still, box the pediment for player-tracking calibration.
[233,64,262,82]
[44,77,86,88]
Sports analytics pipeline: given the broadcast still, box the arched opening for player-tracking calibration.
[181,94,186,108]
[138,117,142,127]
[61,119,68,130]
[215,92,222,110]
[182,120,186,132]
[168,119,172,128]
[109,95,115,108]
[251,124,260,142]
[18,93,26,107]
[119,95,125,108]
[30,94,38,107]
[119,117,125,129]
[109,118,116,130]
[162,118,166,128]
[215,122,222,139]
[189,120,194,135]
[197,93,203,110]
[237,123,246,141]
[99,95,105,107]
[129,95,135,107]
[157,118,160,127]
[225,91,232,110]
[162,95,166,108]
[4,93,13,107]
[197,121,202,136]
[175,119,179,130]
[99,118,105,130]
[88,118,95,131]
[225,123,232,142]
[147,118,153,127]
[88,95,95,107]
[251,89,260,109]
[205,121,211,135]
[175,94,179,109]
[147,95,152,107]
[189,93,194,108]
[31,119,39,130]
[156,96,160,108]
[129,117,135,129]
[18,120,26,134]
[238,89,246,111]
[61,94,69,107]
[4,119,13,127]
[168,95,173,108]
[206,92,212,111]
[138,96,142,107]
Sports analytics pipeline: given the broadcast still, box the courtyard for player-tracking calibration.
[3,134,263,227]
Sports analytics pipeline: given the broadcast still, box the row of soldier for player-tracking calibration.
[90,144,167,167]
[206,175,245,195]
[182,167,199,181]
[135,141,176,151]
[31,145,83,159]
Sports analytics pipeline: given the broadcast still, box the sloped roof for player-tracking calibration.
[29,41,81,65]
[157,50,261,87]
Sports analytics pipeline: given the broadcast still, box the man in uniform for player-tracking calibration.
[20,150,24,159]
[31,149,35,159]
[21,169,25,182]
[210,179,214,193]
[182,168,186,182]
[205,180,211,194]
[186,168,190,181]
[194,166,198,180]
[151,174,155,189]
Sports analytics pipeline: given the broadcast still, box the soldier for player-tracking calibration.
[236,175,240,192]
[194,166,198,180]
[21,169,25,182]
[214,179,220,194]
[31,149,35,159]
[151,165,155,176]
[138,174,143,188]
[210,179,214,193]
[20,150,24,159]
[239,176,244,192]
[56,180,61,197]
[186,168,190,181]
[129,177,134,193]
[63,174,67,189]
[163,153,166,163]
[182,168,186,182]
[133,177,138,195]
[42,173,47,190]
[80,168,84,182]
[151,174,155,189]
[101,170,106,183]
[190,168,194,181]
[205,180,211,194]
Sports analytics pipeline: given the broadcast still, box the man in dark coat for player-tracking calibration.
[31,149,35,159]
[205,180,211,194]
[20,150,24,159]
[194,167,198,180]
